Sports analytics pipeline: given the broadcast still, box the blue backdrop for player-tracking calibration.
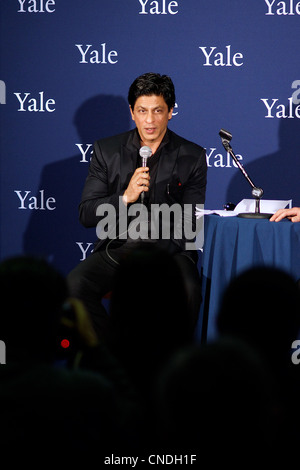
[1,1,300,276]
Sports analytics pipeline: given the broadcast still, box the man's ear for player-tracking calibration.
[129,105,135,121]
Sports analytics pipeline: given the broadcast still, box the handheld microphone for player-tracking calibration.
[139,146,152,203]
[139,146,152,166]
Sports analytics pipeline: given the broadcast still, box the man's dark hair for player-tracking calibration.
[128,72,176,111]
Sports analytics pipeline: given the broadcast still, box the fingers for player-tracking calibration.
[123,167,150,204]
[270,208,300,222]
[269,209,287,222]
[134,166,150,183]
[131,167,150,196]
[136,174,150,188]
[291,213,300,222]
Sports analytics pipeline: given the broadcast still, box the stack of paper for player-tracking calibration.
[195,199,292,218]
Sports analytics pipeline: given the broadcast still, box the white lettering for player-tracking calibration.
[75,44,118,64]
[172,102,179,116]
[148,455,196,465]
[76,242,94,261]
[199,45,243,67]
[104,455,139,467]
[206,148,243,168]
[139,0,178,15]
[76,144,93,163]
[14,190,56,210]
[261,97,300,118]
[18,0,56,13]
[14,92,55,112]
[265,0,300,15]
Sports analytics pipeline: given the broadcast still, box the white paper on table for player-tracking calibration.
[195,199,292,218]
[195,208,238,218]
[234,199,292,213]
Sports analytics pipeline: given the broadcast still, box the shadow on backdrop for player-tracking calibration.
[226,103,300,208]
[23,95,131,276]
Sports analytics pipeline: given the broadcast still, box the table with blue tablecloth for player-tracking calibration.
[197,215,300,342]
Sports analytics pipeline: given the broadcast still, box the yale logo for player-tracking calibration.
[18,0,56,13]
[199,45,244,67]
[14,92,55,112]
[138,0,179,14]
[15,190,56,210]
[265,0,300,15]
[261,81,300,118]
[75,44,118,64]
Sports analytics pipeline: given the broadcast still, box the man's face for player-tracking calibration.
[130,94,173,150]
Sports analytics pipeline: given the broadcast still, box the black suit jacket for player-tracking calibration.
[79,128,207,259]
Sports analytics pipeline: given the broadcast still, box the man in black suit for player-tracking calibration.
[67,72,207,341]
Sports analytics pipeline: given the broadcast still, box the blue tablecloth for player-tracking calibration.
[197,215,300,342]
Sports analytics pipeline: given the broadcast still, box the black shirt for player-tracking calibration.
[133,128,170,207]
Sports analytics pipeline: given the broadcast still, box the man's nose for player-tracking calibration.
[145,111,154,122]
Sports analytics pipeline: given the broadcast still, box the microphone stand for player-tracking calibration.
[219,129,273,219]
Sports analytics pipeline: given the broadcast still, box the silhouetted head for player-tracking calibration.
[0,255,68,362]
[155,337,277,461]
[217,266,300,363]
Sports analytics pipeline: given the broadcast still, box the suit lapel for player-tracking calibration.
[155,131,180,202]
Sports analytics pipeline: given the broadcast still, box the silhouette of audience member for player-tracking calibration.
[155,337,278,465]
[216,266,300,463]
[108,244,194,394]
[107,244,196,453]
[0,255,139,462]
[216,266,300,373]
[270,206,300,222]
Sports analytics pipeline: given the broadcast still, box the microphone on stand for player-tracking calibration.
[139,146,152,203]
[219,128,272,219]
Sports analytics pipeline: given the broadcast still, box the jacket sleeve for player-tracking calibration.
[78,140,126,228]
